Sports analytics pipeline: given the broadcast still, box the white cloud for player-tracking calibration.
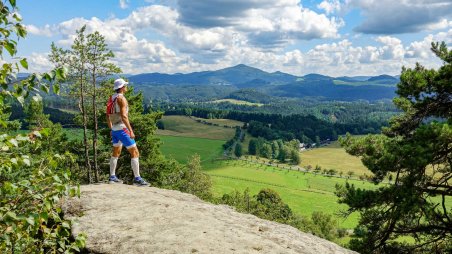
[23,1,451,76]
[344,0,452,34]
[27,52,53,73]
[376,36,404,60]
[119,0,129,9]
[26,24,54,37]
[317,0,341,15]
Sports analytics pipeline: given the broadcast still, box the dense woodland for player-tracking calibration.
[164,106,385,142]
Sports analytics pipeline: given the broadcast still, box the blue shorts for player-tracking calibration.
[111,128,136,149]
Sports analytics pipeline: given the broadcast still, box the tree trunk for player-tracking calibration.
[92,70,99,183]
[80,73,92,183]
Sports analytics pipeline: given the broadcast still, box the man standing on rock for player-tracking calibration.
[107,78,150,186]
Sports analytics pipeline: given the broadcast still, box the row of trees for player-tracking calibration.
[248,138,301,164]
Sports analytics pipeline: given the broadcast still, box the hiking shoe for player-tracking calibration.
[133,177,150,187]
[109,175,123,184]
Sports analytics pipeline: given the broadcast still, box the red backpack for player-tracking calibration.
[106,95,118,115]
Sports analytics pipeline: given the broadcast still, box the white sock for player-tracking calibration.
[110,157,118,176]
[131,158,140,178]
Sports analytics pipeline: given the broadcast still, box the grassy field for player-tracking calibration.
[300,141,372,176]
[158,135,225,165]
[157,115,235,140]
[155,133,368,228]
[191,117,244,128]
[206,159,377,228]
[211,99,264,106]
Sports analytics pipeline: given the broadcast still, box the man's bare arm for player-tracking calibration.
[107,114,112,129]
[118,96,135,138]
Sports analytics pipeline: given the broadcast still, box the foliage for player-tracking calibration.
[0,1,85,252]
[218,188,338,241]
[0,152,86,253]
[175,154,213,200]
[234,143,242,158]
[24,99,52,129]
[337,42,452,253]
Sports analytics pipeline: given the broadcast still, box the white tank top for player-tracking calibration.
[109,93,128,131]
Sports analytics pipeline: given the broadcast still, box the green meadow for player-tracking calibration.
[158,135,224,165]
[205,160,375,228]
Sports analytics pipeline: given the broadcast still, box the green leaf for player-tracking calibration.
[32,94,42,102]
[40,84,49,93]
[4,41,16,56]
[12,12,22,22]
[19,58,28,69]
[53,175,61,183]
[5,211,18,221]
[22,158,30,166]
[16,95,24,105]
[33,130,42,138]
[40,211,49,222]
[26,216,35,226]
[53,83,60,95]
[9,0,16,7]
[62,221,70,229]
[8,138,18,147]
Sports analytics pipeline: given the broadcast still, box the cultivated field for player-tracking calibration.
[300,141,372,176]
[157,115,235,140]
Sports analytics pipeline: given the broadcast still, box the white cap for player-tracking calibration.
[114,78,128,90]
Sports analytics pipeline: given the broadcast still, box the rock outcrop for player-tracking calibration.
[64,184,357,254]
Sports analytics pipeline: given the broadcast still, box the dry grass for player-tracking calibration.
[300,141,372,176]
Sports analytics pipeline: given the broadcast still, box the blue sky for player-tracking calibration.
[16,0,452,76]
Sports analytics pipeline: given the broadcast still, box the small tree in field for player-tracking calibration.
[234,143,243,158]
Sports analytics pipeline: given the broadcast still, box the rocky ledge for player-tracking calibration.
[63,184,357,254]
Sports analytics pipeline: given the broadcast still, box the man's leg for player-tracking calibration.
[119,128,149,186]
[110,145,122,176]
[109,131,123,183]
[127,146,140,177]
[127,146,149,186]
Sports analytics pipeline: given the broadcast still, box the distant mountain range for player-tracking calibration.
[127,64,399,101]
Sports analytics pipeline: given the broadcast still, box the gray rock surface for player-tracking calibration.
[63,184,357,254]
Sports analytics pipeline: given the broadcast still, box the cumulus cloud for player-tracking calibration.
[27,52,53,73]
[317,0,341,15]
[176,0,342,47]
[119,0,129,9]
[346,0,452,34]
[23,1,451,76]
[26,24,54,37]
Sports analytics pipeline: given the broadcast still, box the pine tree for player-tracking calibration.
[337,42,452,253]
